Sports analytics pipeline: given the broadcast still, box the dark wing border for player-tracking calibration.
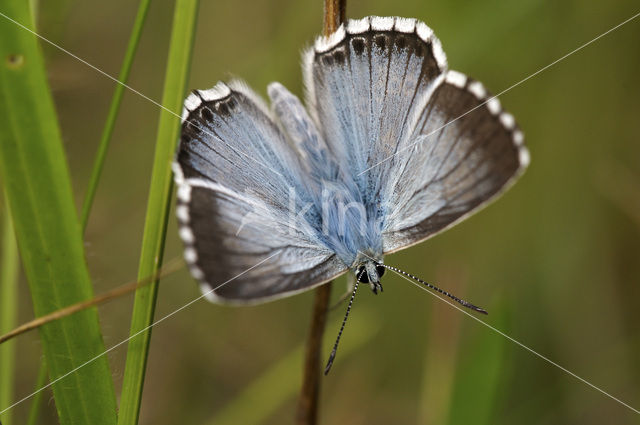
[383,69,530,254]
[173,168,349,305]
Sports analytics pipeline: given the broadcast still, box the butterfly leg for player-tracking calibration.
[371,281,383,294]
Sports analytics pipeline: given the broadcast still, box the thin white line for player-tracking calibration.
[358,11,640,176]
[389,267,640,415]
[0,11,284,178]
[1,5,637,416]
[0,252,279,416]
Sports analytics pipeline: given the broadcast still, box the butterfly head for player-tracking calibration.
[355,260,385,294]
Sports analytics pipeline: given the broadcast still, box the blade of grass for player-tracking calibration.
[117,1,199,423]
[0,2,117,423]
[26,360,48,425]
[28,0,37,24]
[0,201,19,425]
[210,311,379,425]
[80,0,152,230]
[19,3,154,418]
[21,1,50,423]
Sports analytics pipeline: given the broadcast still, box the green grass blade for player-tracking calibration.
[0,201,19,425]
[117,1,199,423]
[26,360,48,425]
[80,0,152,231]
[0,2,117,423]
[209,311,379,425]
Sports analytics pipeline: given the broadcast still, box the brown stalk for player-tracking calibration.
[296,282,332,425]
[322,0,346,37]
[0,257,185,345]
[295,2,346,424]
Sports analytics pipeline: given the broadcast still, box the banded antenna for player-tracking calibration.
[324,263,487,375]
[381,264,488,315]
[324,268,364,375]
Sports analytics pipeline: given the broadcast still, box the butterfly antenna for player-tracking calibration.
[381,264,488,315]
[324,271,362,375]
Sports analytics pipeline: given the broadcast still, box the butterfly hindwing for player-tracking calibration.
[381,71,529,253]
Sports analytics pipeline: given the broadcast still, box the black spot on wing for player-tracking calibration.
[395,34,407,49]
[374,33,387,49]
[351,37,365,54]
[333,48,346,64]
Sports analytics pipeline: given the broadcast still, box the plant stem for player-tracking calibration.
[296,283,332,425]
[0,257,185,345]
[215,310,378,425]
[322,0,346,37]
[295,3,346,423]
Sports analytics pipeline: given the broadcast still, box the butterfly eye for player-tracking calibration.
[376,264,385,278]
[356,266,369,283]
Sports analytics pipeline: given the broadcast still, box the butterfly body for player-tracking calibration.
[174,16,528,304]
[268,81,385,272]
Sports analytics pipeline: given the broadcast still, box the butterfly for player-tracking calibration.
[173,16,528,313]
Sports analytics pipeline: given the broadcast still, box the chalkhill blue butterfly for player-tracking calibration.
[173,16,529,371]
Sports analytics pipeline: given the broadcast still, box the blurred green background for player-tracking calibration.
[4,0,640,423]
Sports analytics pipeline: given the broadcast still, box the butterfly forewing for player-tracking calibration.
[176,83,348,303]
[304,17,447,206]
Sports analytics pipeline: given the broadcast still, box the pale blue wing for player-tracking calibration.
[267,82,376,267]
[381,71,529,253]
[175,82,348,303]
[303,16,448,212]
